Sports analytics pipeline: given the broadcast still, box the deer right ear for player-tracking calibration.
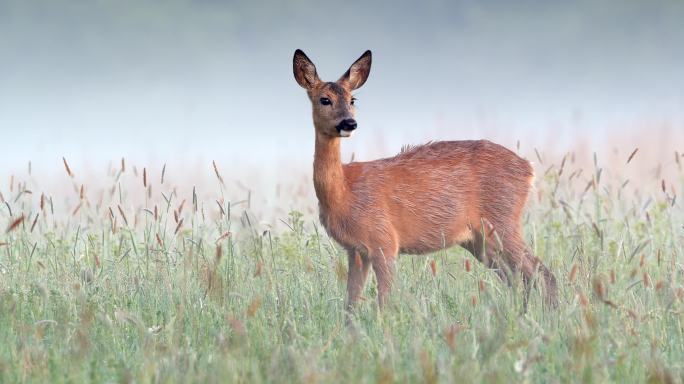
[293,49,320,89]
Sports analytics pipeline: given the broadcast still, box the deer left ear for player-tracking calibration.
[339,50,372,90]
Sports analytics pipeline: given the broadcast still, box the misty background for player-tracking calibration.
[1,0,683,175]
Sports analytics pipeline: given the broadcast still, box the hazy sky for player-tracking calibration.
[1,0,683,171]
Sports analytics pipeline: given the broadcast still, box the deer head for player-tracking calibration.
[293,49,372,138]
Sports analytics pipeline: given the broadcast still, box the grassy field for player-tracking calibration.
[1,150,683,383]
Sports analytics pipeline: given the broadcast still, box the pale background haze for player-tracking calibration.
[1,0,683,175]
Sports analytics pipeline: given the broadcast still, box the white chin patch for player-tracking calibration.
[339,130,353,138]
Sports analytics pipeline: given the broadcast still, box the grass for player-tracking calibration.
[0,150,683,383]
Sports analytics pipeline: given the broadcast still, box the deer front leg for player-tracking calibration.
[346,249,371,311]
[370,247,397,309]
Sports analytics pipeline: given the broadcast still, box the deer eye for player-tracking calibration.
[351,97,357,106]
[320,97,331,106]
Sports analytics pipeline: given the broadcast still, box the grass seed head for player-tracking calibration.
[569,264,579,283]
[643,272,652,288]
[254,260,263,277]
[246,296,262,317]
[626,148,639,164]
[592,276,606,300]
[212,160,225,185]
[62,157,73,178]
[6,215,25,233]
[215,244,222,263]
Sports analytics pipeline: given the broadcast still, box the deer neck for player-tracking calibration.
[313,133,349,212]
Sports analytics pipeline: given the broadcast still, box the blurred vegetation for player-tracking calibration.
[0,149,683,382]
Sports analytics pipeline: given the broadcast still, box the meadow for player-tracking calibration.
[1,142,683,383]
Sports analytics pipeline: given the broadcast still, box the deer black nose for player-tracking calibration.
[336,118,357,132]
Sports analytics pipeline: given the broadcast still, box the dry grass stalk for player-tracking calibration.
[216,200,225,216]
[72,202,82,216]
[30,213,39,232]
[215,231,231,244]
[117,205,128,226]
[62,157,73,178]
[177,199,186,216]
[174,219,183,235]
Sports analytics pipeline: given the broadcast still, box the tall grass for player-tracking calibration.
[0,146,683,383]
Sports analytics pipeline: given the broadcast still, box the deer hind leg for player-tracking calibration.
[460,232,510,285]
[461,227,558,309]
[500,234,558,308]
[492,231,558,309]
[346,249,371,311]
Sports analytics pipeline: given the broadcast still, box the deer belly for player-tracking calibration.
[398,226,473,254]
[391,200,474,254]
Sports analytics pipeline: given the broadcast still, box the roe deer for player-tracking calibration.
[293,49,558,311]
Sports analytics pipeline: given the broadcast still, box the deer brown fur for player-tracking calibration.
[293,49,558,311]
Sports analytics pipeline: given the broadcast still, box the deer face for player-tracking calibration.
[293,50,372,138]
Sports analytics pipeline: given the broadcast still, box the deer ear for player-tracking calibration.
[339,50,372,90]
[293,49,320,89]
